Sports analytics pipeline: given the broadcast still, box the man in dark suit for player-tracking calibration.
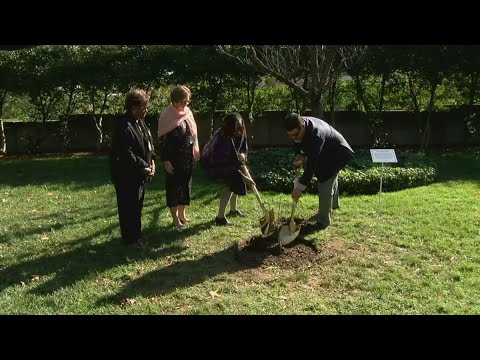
[110,88,156,247]
[284,113,354,229]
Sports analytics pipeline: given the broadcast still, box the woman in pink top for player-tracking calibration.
[158,86,200,230]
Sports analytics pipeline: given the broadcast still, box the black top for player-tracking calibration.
[110,114,155,184]
[295,116,354,184]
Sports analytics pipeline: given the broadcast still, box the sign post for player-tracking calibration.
[370,149,398,218]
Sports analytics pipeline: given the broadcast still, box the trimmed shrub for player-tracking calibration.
[248,148,437,195]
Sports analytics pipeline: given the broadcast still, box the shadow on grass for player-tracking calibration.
[0,155,209,189]
[0,219,196,296]
[95,240,271,307]
[0,206,119,244]
[433,154,480,183]
[0,156,110,188]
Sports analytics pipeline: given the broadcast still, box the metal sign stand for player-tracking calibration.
[370,149,398,219]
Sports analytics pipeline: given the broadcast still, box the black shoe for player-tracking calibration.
[228,209,245,217]
[215,216,230,226]
[126,237,147,249]
[313,222,329,230]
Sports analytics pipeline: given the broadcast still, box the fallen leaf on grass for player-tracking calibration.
[120,298,137,307]
[209,290,221,299]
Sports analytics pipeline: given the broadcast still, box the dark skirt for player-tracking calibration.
[208,165,246,196]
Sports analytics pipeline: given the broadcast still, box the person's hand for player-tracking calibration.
[293,154,304,169]
[292,188,302,202]
[142,167,152,176]
[237,153,246,164]
[194,150,201,162]
[150,160,156,177]
[164,161,174,175]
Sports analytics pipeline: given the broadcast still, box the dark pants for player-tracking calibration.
[114,180,145,244]
[315,173,339,227]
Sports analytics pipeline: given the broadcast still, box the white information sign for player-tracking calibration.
[370,149,398,163]
[369,149,397,219]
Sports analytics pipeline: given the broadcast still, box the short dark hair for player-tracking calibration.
[125,88,149,112]
[284,113,303,131]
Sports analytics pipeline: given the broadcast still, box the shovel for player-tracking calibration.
[239,165,275,237]
[278,199,301,246]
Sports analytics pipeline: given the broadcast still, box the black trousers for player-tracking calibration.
[114,180,145,244]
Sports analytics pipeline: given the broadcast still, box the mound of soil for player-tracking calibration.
[236,218,320,270]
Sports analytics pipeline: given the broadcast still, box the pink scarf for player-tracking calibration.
[157,104,200,160]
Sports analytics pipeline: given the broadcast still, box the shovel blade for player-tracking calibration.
[278,224,301,246]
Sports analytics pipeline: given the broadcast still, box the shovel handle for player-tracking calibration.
[289,200,298,231]
[238,168,268,214]
[251,184,268,214]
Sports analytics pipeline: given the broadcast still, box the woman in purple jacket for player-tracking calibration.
[201,112,252,226]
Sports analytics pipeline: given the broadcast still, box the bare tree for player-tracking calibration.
[217,45,366,117]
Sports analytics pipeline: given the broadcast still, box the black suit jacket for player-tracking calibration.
[296,116,354,185]
[110,114,155,184]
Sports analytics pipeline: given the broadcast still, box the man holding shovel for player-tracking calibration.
[284,113,354,230]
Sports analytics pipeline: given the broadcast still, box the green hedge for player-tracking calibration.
[248,148,437,195]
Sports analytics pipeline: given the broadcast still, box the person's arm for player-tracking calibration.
[295,136,325,191]
[115,126,149,172]
[158,133,168,162]
[159,130,175,175]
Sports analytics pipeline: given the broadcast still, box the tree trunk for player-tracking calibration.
[93,115,103,152]
[329,73,338,126]
[311,94,324,118]
[208,75,223,138]
[466,72,479,144]
[376,72,388,146]
[468,72,478,110]
[246,75,257,122]
[422,82,438,151]
[0,119,5,154]
[0,91,6,154]
[407,74,423,148]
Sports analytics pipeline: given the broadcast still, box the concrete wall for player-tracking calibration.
[2,109,476,154]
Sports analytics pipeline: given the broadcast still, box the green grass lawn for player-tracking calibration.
[0,151,479,314]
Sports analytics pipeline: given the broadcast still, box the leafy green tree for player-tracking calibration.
[14,46,66,122]
[0,51,18,153]
[76,45,128,151]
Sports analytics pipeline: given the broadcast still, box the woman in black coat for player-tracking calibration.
[110,88,156,247]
